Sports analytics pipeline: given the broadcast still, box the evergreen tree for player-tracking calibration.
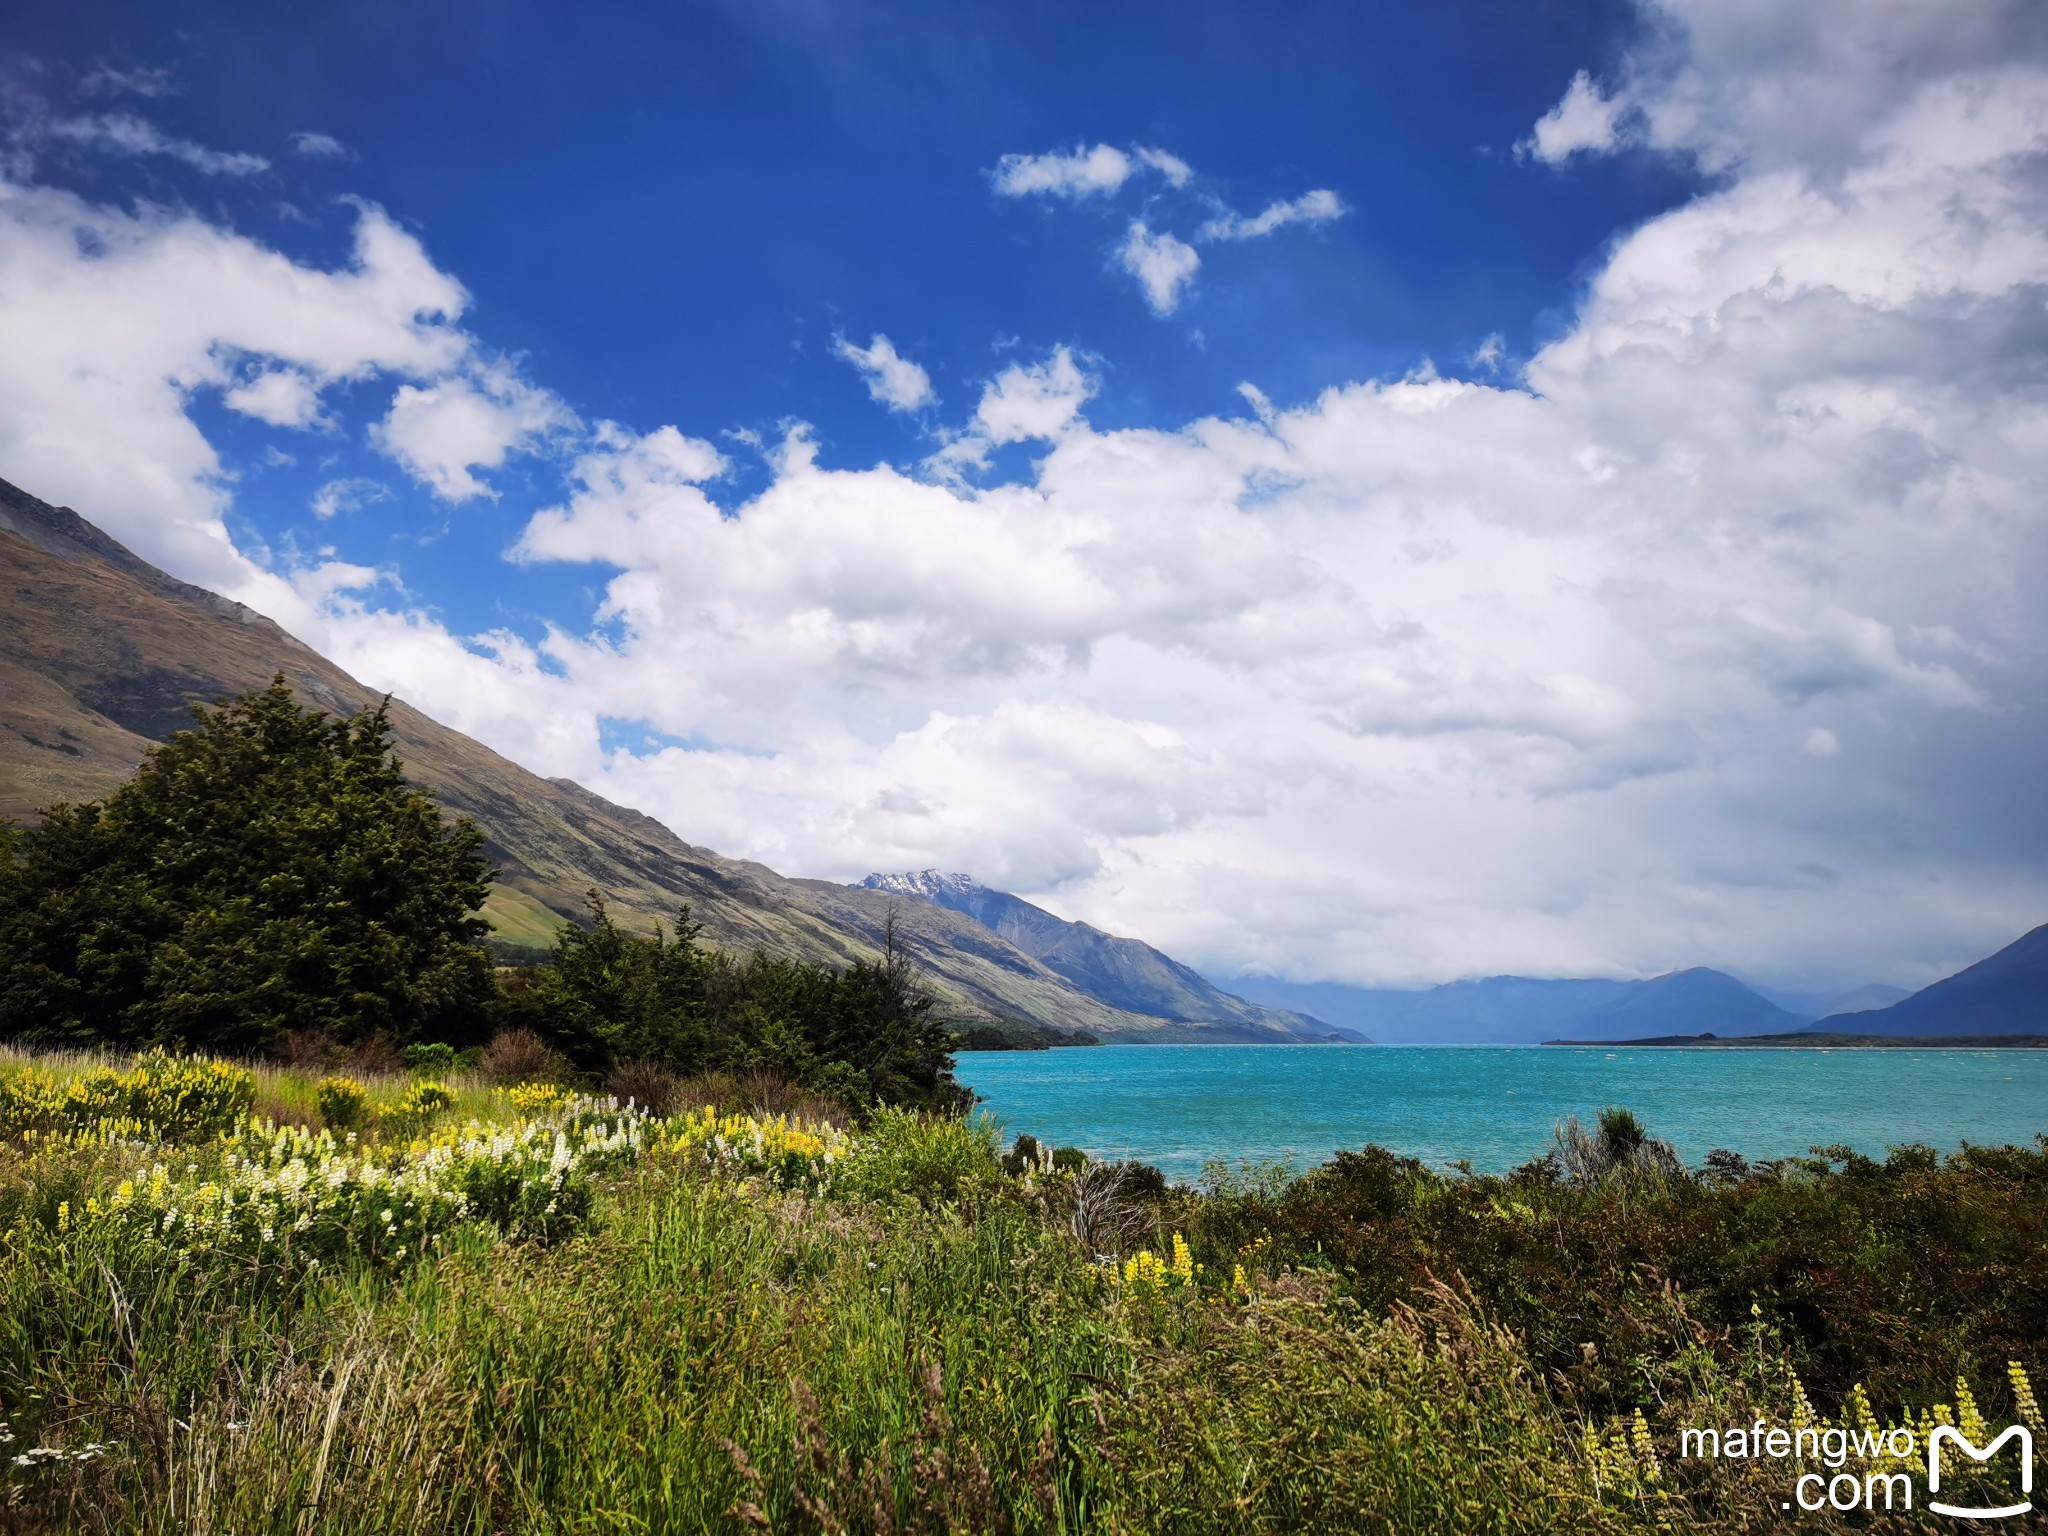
[497,892,713,1072]
[496,898,968,1111]
[0,677,494,1052]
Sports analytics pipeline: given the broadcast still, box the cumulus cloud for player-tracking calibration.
[1117,221,1201,314]
[0,178,496,621]
[446,0,2048,990]
[830,332,935,412]
[44,113,269,176]
[223,368,325,428]
[993,143,1143,198]
[1201,188,1346,240]
[12,0,2048,996]
[372,364,574,501]
[1521,71,1624,163]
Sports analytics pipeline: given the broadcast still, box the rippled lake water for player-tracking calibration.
[954,1043,2048,1179]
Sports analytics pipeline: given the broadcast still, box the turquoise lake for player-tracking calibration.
[953,1044,2048,1179]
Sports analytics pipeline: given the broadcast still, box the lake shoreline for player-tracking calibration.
[1541,1031,2048,1049]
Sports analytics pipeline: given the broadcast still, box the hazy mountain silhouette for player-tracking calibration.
[1820,924,2048,1036]
[1817,983,1912,1018]
[1219,968,1804,1043]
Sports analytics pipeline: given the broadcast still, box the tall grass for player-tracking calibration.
[0,1045,2036,1533]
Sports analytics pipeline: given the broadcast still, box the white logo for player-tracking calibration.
[1928,1425,2033,1520]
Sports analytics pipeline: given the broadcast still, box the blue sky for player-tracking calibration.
[10,0,1694,639]
[4,0,2047,997]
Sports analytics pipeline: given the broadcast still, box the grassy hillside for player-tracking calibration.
[0,477,1212,1043]
[1,1044,2040,1533]
[863,873,1348,1041]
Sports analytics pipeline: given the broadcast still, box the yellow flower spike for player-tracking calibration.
[2010,1363,2043,1434]
[1956,1379,1990,1442]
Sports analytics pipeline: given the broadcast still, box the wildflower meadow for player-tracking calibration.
[0,1045,2040,1533]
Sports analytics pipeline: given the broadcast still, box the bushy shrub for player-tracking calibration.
[401,1042,463,1075]
[1192,1127,2048,1414]
[654,1106,847,1193]
[316,1076,372,1131]
[834,1108,1004,1205]
[477,1028,569,1085]
[379,1080,455,1137]
[507,1081,567,1114]
[451,1146,594,1242]
[603,1059,679,1114]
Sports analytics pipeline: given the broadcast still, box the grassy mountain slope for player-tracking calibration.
[862,871,1356,1041]
[0,476,1205,1041]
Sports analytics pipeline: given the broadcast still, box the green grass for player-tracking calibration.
[0,1046,2038,1533]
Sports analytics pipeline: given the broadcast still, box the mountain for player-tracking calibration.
[0,475,1256,1043]
[1554,968,1806,1040]
[1823,924,2048,1036]
[1817,983,1912,1019]
[859,872,1361,1042]
[1218,968,1803,1043]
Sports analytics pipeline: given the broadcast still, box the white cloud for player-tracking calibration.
[972,346,1095,445]
[223,368,325,428]
[12,0,2048,996]
[310,477,390,520]
[1117,221,1201,315]
[441,3,2048,992]
[372,364,574,501]
[992,143,1134,199]
[0,181,474,619]
[78,66,176,100]
[995,141,1338,310]
[289,132,349,159]
[1523,71,1624,164]
[1201,188,1346,241]
[1133,146,1194,187]
[990,142,1192,199]
[830,332,935,412]
[44,113,270,176]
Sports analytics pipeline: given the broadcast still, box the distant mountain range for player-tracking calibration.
[860,873,1360,1043]
[1221,926,2048,1043]
[1215,969,1807,1044]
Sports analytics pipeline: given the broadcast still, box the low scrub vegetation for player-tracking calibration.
[0,1044,2039,1533]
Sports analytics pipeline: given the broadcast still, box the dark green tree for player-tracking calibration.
[0,677,494,1053]
[495,899,968,1112]
[495,892,712,1072]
